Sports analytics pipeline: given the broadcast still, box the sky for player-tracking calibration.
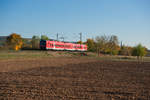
[0,0,150,49]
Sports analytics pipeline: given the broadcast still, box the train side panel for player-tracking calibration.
[46,41,55,50]
[41,40,87,51]
[54,41,65,50]
[64,43,74,50]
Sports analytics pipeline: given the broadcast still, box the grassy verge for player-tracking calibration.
[0,50,52,60]
[0,50,150,62]
[91,55,150,62]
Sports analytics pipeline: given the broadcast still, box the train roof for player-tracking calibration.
[40,39,80,44]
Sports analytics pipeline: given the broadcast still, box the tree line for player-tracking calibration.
[86,35,147,59]
[0,33,49,50]
[1,33,148,59]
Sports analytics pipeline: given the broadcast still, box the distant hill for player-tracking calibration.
[0,36,7,41]
[0,36,8,46]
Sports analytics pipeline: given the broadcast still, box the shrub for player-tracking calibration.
[132,44,147,60]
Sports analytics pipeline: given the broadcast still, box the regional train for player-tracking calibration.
[40,40,87,51]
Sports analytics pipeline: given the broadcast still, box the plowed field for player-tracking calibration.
[0,58,150,100]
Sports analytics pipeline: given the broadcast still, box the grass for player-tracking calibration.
[0,50,52,60]
[0,50,150,62]
[93,55,150,62]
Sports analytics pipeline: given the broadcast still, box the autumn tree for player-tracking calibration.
[95,35,120,55]
[77,41,82,44]
[41,35,49,40]
[107,35,119,55]
[119,45,132,56]
[132,44,147,60]
[6,33,23,50]
[31,35,40,49]
[86,38,95,52]
[95,35,109,54]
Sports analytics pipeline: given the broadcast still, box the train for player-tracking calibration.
[40,40,87,51]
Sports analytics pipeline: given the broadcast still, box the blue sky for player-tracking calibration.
[0,0,150,49]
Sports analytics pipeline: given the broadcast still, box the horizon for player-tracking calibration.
[0,0,150,49]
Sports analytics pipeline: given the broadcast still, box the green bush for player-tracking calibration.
[132,44,147,59]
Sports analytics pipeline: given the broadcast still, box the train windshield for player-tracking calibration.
[40,40,46,49]
[40,40,46,45]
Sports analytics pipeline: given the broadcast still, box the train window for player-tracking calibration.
[50,43,53,47]
[74,46,78,48]
[65,45,71,48]
[55,44,64,47]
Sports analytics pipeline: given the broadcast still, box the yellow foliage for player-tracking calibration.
[15,45,19,51]
[77,41,82,44]
[86,38,95,52]
[7,33,23,50]
[14,43,22,51]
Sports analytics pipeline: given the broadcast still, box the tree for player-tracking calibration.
[31,35,40,49]
[95,35,109,54]
[132,44,147,60]
[119,45,132,56]
[22,38,32,49]
[41,35,49,40]
[95,35,119,55]
[107,35,119,55]
[6,33,23,50]
[86,38,96,52]
[77,41,82,44]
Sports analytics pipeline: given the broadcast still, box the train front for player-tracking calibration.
[40,40,46,50]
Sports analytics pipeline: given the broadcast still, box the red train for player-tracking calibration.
[40,40,87,51]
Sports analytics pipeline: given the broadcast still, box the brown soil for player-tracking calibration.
[0,57,150,100]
